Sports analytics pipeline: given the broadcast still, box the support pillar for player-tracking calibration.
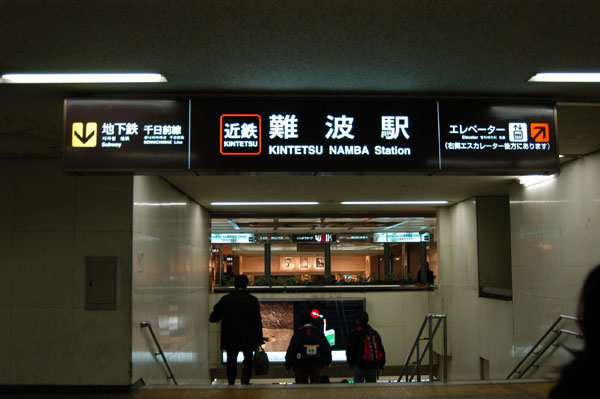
[264,242,271,278]
[324,243,331,277]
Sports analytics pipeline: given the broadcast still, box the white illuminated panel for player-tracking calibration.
[211,201,319,206]
[1,73,167,83]
[374,232,429,243]
[210,233,255,244]
[528,73,600,82]
[222,350,347,363]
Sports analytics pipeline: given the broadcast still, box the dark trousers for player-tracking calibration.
[294,364,321,384]
[226,347,254,385]
[353,365,378,382]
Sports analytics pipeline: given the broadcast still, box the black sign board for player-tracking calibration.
[190,98,439,172]
[64,99,189,171]
[438,102,557,171]
[254,234,293,243]
[292,233,336,243]
[64,97,558,174]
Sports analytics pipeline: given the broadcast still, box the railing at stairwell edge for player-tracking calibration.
[399,314,448,383]
[140,321,178,385]
[507,315,583,379]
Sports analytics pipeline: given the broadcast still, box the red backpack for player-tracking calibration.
[357,327,383,363]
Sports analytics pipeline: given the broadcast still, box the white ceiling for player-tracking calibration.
[1,1,600,216]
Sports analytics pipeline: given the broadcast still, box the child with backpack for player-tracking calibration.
[346,310,386,383]
[285,312,332,383]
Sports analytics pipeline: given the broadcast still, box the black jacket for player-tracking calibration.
[346,324,386,369]
[209,290,263,350]
[285,324,332,370]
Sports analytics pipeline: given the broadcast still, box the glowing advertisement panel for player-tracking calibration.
[223,299,365,363]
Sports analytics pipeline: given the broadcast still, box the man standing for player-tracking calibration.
[285,312,332,383]
[346,311,386,383]
[209,274,263,385]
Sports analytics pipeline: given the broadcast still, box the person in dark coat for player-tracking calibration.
[285,312,332,383]
[549,264,600,398]
[416,261,435,284]
[346,311,385,383]
[209,274,263,385]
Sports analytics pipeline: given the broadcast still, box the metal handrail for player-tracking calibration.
[140,321,178,385]
[399,314,448,383]
[506,315,582,379]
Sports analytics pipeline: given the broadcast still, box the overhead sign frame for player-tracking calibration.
[63,97,558,174]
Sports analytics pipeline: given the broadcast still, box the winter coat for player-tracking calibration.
[209,290,263,350]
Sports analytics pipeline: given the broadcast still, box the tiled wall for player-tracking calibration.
[0,159,133,385]
[435,151,600,381]
[510,151,600,378]
[436,199,515,380]
[132,176,211,385]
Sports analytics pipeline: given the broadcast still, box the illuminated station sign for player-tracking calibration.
[210,233,255,244]
[64,97,558,174]
[373,232,430,243]
[64,99,190,171]
[211,232,431,244]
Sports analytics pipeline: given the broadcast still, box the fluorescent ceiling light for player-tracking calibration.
[341,201,448,205]
[227,219,241,230]
[528,73,600,83]
[134,202,186,206]
[518,175,556,187]
[0,73,167,84]
[211,201,319,206]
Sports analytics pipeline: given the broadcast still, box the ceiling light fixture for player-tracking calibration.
[528,73,600,83]
[341,201,448,205]
[210,201,319,206]
[0,73,168,84]
[517,175,556,187]
[134,202,186,206]
[227,219,241,230]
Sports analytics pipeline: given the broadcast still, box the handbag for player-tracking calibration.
[253,345,270,375]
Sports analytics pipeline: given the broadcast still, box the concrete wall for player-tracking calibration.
[510,151,600,378]
[0,159,133,385]
[131,176,211,385]
[434,151,600,381]
[435,199,515,380]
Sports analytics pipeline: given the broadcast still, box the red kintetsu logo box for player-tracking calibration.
[220,114,262,155]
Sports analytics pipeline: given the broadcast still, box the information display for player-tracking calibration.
[64,97,558,174]
[292,233,336,243]
[64,99,189,171]
[191,98,439,172]
[438,102,557,171]
[374,232,430,243]
[210,233,255,244]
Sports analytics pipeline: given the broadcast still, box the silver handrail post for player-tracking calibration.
[443,315,448,382]
[428,316,434,383]
[399,314,447,383]
[506,315,582,379]
[140,321,178,385]
[400,317,429,381]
